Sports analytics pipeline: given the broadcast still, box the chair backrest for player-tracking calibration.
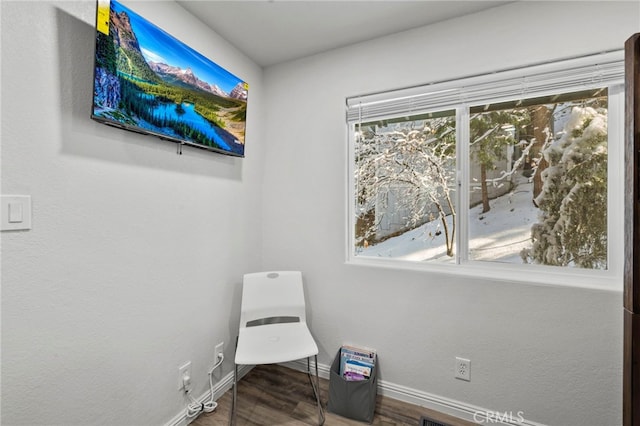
[239,271,308,328]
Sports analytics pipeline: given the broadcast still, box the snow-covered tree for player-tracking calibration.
[522,106,608,269]
[469,109,529,213]
[529,105,553,200]
[355,116,456,255]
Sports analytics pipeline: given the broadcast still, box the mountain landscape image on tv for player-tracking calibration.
[92,0,248,157]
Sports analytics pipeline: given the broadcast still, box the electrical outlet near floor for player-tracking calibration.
[215,342,224,361]
[178,361,192,390]
[455,357,470,381]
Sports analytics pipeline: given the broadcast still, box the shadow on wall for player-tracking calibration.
[54,6,242,180]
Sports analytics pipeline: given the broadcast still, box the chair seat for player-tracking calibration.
[235,322,319,365]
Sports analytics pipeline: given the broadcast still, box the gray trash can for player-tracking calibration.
[327,349,377,423]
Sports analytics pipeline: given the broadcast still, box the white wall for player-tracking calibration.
[1,1,263,425]
[261,2,639,425]
[2,1,638,425]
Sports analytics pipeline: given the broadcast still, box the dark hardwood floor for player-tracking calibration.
[192,364,476,426]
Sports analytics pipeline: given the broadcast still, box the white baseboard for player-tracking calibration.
[281,359,547,426]
[166,359,548,426]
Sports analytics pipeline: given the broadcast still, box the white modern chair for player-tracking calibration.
[230,271,324,425]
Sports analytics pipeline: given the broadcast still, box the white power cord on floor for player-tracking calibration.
[184,353,224,419]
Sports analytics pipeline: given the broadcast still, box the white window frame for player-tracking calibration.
[346,51,624,291]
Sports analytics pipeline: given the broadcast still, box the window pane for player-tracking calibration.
[354,111,457,262]
[468,89,608,269]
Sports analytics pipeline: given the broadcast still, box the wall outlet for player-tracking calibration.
[178,361,192,390]
[455,357,470,381]
[215,342,224,361]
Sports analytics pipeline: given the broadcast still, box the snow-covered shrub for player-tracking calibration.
[522,106,608,269]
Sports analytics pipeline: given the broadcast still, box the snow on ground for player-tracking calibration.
[358,176,539,264]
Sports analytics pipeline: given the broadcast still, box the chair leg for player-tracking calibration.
[307,356,325,425]
[230,363,238,426]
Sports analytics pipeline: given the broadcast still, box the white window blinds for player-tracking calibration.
[346,50,624,124]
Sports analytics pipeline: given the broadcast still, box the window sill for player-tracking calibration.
[346,255,623,292]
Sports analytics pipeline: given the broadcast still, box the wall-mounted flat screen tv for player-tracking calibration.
[91,0,248,157]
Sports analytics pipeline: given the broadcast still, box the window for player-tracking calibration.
[354,110,457,262]
[347,52,624,288]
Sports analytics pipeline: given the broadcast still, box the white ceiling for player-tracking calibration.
[176,1,513,68]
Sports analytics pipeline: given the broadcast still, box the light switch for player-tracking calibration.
[1,195,32,231]
[8,202,23,223]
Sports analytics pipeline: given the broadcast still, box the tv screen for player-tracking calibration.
[91,0,249,157]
